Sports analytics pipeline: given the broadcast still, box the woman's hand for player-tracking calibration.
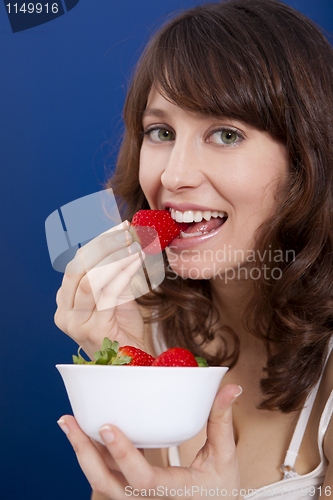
[57,384,243,500]
[54,221,147,359]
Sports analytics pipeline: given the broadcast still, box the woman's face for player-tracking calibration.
[139,87,289,280]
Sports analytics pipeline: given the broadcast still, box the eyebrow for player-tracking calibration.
[142,107,246,130]
[142,108,169,120]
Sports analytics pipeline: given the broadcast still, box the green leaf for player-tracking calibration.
[101,338,113,351]
[95,353,110,365]
[73,354,82,364]
[195,356,209,367]
[72,340,123,366]
[111,341,119,353]
[94,348,117,365]
[73,346,91,364]
[112,355,132,365]
[105,349,117,364]
[94,350,103,362]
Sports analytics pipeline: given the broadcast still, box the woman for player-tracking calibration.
[55,0,333,498]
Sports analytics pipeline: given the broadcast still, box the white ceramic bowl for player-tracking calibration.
[56,364,228,448]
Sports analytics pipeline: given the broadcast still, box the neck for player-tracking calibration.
[209,276,262,352]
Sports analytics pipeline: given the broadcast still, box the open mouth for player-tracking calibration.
[168,208,228,239]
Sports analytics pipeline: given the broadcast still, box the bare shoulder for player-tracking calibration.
[323,341,333,463]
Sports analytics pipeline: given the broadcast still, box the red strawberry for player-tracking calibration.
[130,210,187,255]
[74,338,156,366]
[152,348,200,367]
[115,345,156,366]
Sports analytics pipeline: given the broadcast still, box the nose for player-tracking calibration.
[160,139,205,192]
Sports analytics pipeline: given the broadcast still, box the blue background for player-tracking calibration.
[0,1,332,499]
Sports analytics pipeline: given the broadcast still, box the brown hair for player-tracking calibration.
[107,0,333,412]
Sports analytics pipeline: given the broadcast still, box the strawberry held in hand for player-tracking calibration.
[130,210,187,255]
[152,347,208,367]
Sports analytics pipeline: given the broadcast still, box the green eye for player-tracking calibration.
[209,129,241,146]
[220,130,238,144]
[157,129,174,141]
[144,127,175,142]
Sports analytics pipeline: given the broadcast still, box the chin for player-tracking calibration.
[167,260,218,281]
[166,253,253,283]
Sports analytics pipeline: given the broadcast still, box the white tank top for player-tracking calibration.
[152,324,333,499]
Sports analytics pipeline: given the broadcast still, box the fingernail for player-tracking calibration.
[231,386,243,405]
[128,241,141,255]
[123,220,130,230]
[57,419,69,436]
[115,230,131,243]
[100,425,115,444]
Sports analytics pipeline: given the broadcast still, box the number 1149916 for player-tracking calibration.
[6,3,59,14]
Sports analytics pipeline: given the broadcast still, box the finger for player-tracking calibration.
[78,222,133,273]
[92,439,122,472]
[93,439,145,472]
[206,384,242,459]
[56,250,144,354]
[57,221,131,310]
[97,252,146,310]
[74,249,142,311]
[58,416,126,499]
[99,425,159,490]
[84,242,142,303]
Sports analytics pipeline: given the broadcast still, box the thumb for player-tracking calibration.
[206,383,242,457]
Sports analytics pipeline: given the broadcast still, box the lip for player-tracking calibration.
[168,218,227,251]
[163,202,227,213]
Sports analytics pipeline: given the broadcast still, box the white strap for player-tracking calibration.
[168,446,181,467]
[283,337,333,470]
[283,379,320,468]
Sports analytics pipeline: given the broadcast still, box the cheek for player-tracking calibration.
[225,154,287,217]
[139,148,158,207]
[139,146,169,208]
[138,166,150,203]
[208,149,269,210]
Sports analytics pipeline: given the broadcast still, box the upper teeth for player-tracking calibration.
[169,208,227,223]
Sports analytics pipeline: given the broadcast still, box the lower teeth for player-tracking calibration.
[179,231,209,239]
[178,216,228,239]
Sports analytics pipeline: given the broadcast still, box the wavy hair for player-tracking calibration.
[107,0,333,412]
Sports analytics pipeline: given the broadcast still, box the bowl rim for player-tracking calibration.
[56,364,228,370]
